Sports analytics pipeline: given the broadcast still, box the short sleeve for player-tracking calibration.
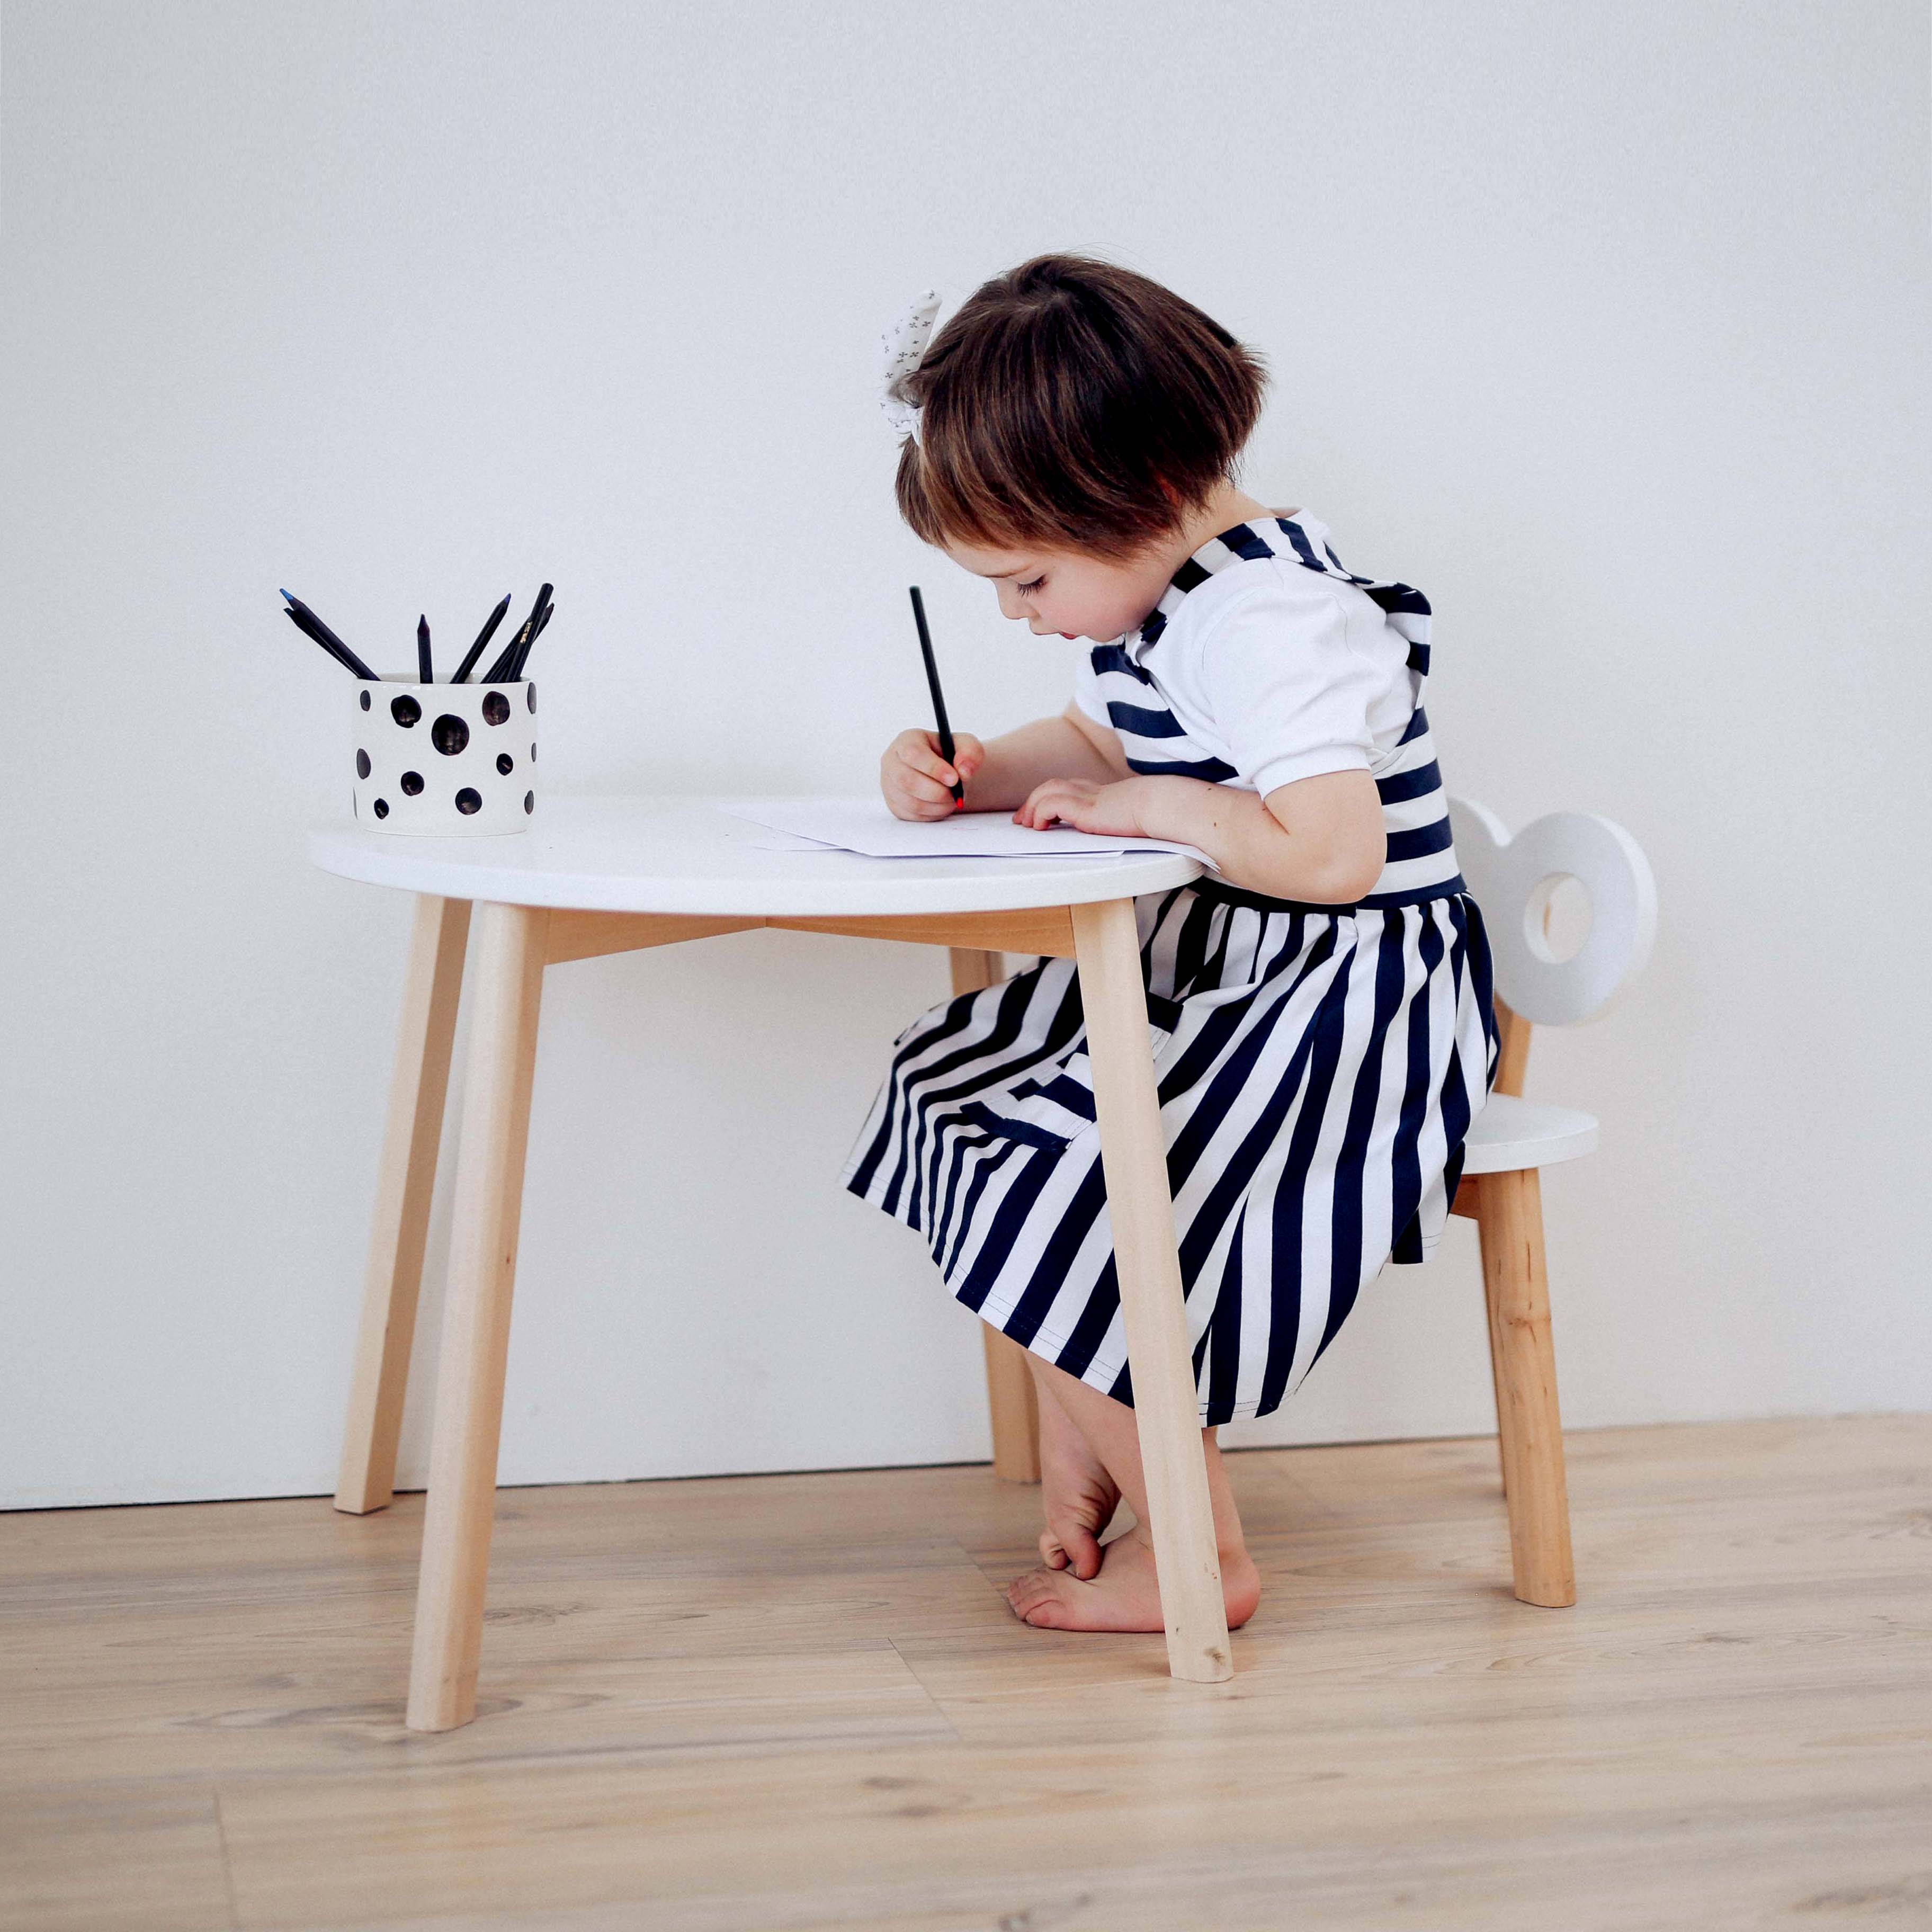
[1071,645,1110,726]
[1196,568,1391,797]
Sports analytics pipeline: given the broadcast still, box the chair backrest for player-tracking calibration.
[1448,798,1657,1027]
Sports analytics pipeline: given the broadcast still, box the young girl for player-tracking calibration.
[845,256,1496,1634]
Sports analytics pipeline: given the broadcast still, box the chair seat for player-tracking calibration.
[1461,1093,1598,1174]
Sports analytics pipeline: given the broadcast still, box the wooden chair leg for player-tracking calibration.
[947,946,1043,1482]
[335,895,472,1515]
[1484,1266,1511,1499]
[1464,1175,1511,1498]
[981,1328,1042,1482]
[1475,1166,1576,1607]
[947,947,1004,998]
[406,902,549,1732]
[1478,1004,1531,1496]
[1071,898,1232,1683]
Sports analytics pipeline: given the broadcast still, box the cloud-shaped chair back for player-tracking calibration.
[1448,799,1657,1027]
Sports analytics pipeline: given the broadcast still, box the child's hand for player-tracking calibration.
[881,729,985,820]
[1015,776,1150,837]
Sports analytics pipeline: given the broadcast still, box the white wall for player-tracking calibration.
[3,1,1926,1508]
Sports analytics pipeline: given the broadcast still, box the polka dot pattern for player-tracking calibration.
[881,288,941,443]
[353,679,534,834]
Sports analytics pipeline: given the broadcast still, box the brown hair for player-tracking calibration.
[894,255,1267,560]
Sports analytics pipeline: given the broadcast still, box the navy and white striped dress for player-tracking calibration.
[844,516,1498,1425]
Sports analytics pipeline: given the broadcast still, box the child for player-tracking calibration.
[845,255,1497,1634]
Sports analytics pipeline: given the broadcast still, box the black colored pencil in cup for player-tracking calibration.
[908,586,962,803]
[452,594,512,683]
[417,614,433,685]
[484,582,551,682]
[506,597,553,682]
[280,589,377,679]
[283,603,360,677]
[504,594,550,681]
[482,616,530,684]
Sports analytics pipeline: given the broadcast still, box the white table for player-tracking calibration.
[311,796,1228,1732]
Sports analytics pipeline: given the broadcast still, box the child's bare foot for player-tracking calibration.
[1005,1526,1262,1633]
[1034,1374,1121,1581]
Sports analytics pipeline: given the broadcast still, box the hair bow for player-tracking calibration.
[881,288,942,444]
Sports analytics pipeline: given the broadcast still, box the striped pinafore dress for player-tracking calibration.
[843,516,1498,1425]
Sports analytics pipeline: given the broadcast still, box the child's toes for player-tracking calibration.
[1006,1569,1076,1627]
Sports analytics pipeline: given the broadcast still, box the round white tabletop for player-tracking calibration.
[308,795,1203,917]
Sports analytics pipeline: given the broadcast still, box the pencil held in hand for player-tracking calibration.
[880,726,986,821]
[908,586,962,803]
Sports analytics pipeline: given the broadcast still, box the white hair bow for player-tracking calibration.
[881,288,942,444]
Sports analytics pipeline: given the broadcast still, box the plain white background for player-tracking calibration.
[3,2,1926,1508]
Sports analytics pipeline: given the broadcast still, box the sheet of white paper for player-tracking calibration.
[717,796,1211,866]
[739,828,840,852]
[711,815,836,853]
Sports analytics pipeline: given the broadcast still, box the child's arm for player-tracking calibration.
[1015,767,1388,905]
[882,704,1124,821]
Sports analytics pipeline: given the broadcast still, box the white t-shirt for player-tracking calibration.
[1072,513,1417,798]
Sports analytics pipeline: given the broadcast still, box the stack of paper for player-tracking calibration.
[717,797,1210,865]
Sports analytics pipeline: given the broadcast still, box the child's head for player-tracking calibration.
[894,255,1267,639]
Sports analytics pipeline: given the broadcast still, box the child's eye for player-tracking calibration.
[1017,576,1045,595]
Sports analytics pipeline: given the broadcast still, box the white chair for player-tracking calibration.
[1439,796,1657,1607]
[968,799,1658,1614]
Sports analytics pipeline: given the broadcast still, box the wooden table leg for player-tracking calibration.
[406,902,550,1732]
[949,946,1043,1483]
[1070,898,1233,1683]
[335,895,472,1515]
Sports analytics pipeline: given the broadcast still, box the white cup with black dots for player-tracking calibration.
[352,676,538,834]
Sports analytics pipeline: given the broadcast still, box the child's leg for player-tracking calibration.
[1009,1356,1261,1633]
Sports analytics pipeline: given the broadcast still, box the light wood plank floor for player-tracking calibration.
[2,1417,1927,1931]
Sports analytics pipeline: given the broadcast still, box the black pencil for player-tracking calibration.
[284,603,361,677]
[281,590,378,679]
[453,594,512,683]
[485,582,551,682]
[417,614,433,685]
[909,586,962,803]
[482,616,532,684]
[506,597,553,682]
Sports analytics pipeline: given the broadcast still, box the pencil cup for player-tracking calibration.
[351,676,538,835]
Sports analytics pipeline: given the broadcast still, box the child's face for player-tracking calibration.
[942,536,1175,643]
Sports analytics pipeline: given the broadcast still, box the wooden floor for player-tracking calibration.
[2,1416,1927,1931]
